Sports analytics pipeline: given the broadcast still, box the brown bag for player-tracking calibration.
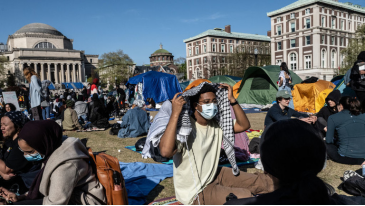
[88,148,128,205]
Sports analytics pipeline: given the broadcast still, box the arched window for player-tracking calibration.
[34,42,56,49]
[331,50,337,68]
[321,49,327,68]
[289,53,297,70]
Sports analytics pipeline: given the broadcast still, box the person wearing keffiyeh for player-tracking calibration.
[148,82,277,205]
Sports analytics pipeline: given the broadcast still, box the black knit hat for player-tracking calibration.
[66,99,75,107]
[358,51,365,62]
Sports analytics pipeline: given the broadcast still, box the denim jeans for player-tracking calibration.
[42,106,50,119]
[78,114,88,125]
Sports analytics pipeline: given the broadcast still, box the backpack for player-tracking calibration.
[88,148,128,205]
[109,123,121,135]
[340,175,365,197]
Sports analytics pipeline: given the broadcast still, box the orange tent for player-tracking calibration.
[233,80,242,99]
[183,79,211,92]
[292,80,335,113]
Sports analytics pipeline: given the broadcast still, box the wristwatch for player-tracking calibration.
[230,100,238,106]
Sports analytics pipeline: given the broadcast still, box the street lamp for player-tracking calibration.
[254,48,258,66]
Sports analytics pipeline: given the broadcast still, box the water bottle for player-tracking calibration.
[362,165,365,177]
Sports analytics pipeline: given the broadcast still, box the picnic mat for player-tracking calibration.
[125,146,259,167]
[148,196,183,205]
[120,162,173,205]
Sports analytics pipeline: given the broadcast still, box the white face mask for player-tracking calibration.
[197,103,218,120]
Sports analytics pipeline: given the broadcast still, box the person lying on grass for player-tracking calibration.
[158,83,278,205]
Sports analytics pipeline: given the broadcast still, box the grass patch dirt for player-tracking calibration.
[65,112,357,204]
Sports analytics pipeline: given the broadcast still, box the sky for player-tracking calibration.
[1,0,364,65]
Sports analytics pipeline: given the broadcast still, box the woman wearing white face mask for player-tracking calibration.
[0,120,106,205]
[154,83,278,205]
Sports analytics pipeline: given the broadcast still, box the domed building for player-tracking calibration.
[0,23,98,85]
[149,44,178,73]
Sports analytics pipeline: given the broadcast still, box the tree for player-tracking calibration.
[97,50,134,85]
[174,57,187,79]
[340,24,365,74]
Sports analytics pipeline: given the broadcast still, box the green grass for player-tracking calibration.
[65,112,358,204]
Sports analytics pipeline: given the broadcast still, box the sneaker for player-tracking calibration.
[344,170,363,181]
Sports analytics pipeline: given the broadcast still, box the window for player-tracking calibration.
[204,39,207,43]
[349,22,351,30]
[306,18,310,28]
[289,53,297,70]
[213,57,216,63]
[221,44,225,52]
[277,25,282,35]
[321,35,325,44]
[340,37,344,46]
[242,41,245,44]
[34,42,56,49]
[158,57,160,61]
[305,55,311,69]
[222,57,225,63]
[242,47,245,53]
[331,36,335,45]
[306,36,311,45]
[341,20,344,30]
[277,17,281,22]
[277,42,282,50]
[229,40,233,43]
[195,46,199,55]
[276,59,282,65]
[196,59,200,64]
[212,38,215,42]
[204,57,207,63]
[90,59,93,63]
[332,18,335,29]
[162,57,165,61]
[291,13,295,19]
[321,49,327,68]
[291,39,296,48]
[188,44,191,47]
[305,8,310,14]
[291,22,295,32]
[331,50,337,68]
[203,45,206,53]
[212,44,216,52]
[189,60,192,66]
[189,49,192,56]
[322,16,326,27]
[221,39,224,43]
[230,45,233,53]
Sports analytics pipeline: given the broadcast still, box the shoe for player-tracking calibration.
[344,170,363,181]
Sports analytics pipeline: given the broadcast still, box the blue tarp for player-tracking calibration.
[73,82,84,89]
[126,71,182,103]
[62,83,74,89]
[120,162,173,205]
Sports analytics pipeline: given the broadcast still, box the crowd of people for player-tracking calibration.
[0,52,364,205]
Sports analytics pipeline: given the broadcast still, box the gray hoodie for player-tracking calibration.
[39,137,106,205]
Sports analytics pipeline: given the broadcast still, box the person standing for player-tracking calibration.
[23,67,43,120]
[41,80,52,120]
[350,51,365,102]
[278,62,294,109]
[116,85,126,112]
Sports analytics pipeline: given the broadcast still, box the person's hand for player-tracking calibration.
[309,115,317,123]
[0,173,15,181]
[0,187,18,203]
[324,127,327,132]
[360,70,365,75]
[171,93,186,117]
[299,117,313,124]
[219,83,235,103]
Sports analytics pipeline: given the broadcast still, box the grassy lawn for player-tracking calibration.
[65,112,358,204]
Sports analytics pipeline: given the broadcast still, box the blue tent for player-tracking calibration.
[225,75,241,82]
[48,83,56,90]
[126,71,182,103]
[334,78,356,97]
[72,82,84,89]
[62,83,74,89]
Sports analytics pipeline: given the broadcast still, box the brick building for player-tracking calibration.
[149,44,178,73]
[183,25,271,80]
[268,0,365,80]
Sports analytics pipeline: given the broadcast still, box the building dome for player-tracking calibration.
[14,23,64,36]
[153,48,171,54]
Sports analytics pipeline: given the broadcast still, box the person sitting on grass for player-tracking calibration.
[0,111,39,194]
[326,96,365,165]
[316,90,341,135]
[264,90,317,128]
[0,121,106,205]
[62,100,83,131]
[87,94,110,130]
[75,95,88,124]
[143,83,278,205]
[225,119,365,205]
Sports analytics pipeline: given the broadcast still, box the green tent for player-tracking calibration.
[236,65,302,105]
[209,75,237,87]
[224,75,241,82]
[179,81,192,91]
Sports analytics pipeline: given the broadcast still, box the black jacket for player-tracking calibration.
[317,90,341,122]
[350,52,365,91]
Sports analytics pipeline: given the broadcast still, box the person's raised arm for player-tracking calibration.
[219,84,250,133]
[159,93,186,158]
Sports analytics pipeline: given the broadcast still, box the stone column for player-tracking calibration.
[67,64,71,82]
[72,64,76,82]
[55,63,59,84]
[78,63,82,82]
[40,63,44,81]
[47,63,51,81]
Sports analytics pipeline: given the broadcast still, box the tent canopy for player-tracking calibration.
[126,71,182,103]
[209,75,237,87]
[183,79,211,92]
[292,80,335,113]
[48,83,55,90]
[224,75,241,82]
[236,65,302,105]
[334,78,356,98]
[179,81,191,91]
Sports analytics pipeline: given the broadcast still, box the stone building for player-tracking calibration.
[0,23,98,85]
[268,0,365,80]
[183,25,271,80]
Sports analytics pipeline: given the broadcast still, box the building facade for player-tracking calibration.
[268,0,365,80]
[0,23,98,85]
[183,25,271,80]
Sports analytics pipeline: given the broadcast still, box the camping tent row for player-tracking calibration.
[126,71,182,103]
[59,82,84,90]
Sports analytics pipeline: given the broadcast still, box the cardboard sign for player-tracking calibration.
[3,91,20,111]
